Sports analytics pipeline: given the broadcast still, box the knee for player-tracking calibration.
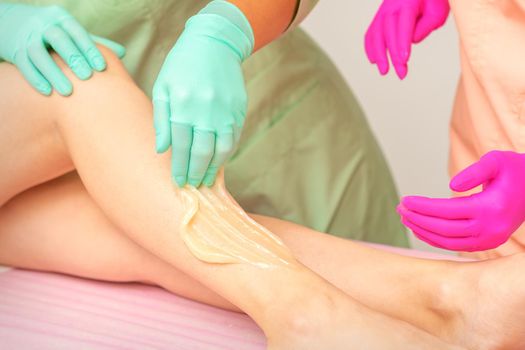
[95,44,129,78]
[47,43,132,90]
[49,43,142,108]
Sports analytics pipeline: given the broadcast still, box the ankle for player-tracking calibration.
[260,270,356,340]
[428,261,472,339]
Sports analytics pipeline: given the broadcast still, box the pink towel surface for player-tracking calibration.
[0,245,468,349]
[0,269,266,349]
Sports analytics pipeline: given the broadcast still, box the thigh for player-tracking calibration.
[0,61,73,206]
[0,171,237,310]
[0,58,79,206]
[0,171,143,280]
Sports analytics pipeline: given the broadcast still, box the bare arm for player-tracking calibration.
[228,0,296,51]
[228,0,318,51]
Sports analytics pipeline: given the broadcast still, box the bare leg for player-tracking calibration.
[0,49,453,349]
[0,172,235,310]
[3,175,525,350]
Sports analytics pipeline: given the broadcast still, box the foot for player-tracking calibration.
[437,254,525,350]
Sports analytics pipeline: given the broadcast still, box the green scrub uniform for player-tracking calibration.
[18,0,408,247]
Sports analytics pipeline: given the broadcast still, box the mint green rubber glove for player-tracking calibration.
[153,0,254,188]
[0,3,125,96]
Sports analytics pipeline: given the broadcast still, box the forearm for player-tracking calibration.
[228,0,297,51]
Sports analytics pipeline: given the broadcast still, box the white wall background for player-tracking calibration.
[302,1,460,252]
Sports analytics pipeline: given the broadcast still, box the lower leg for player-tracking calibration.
[1,49,295,326]
[0,52,452,336]
[4,172,525,349]
[0,174,456,349]
[0,168,453,329]
[0,51,454,348]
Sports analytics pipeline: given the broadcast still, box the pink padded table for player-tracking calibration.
[0,270,266,349]
[0,245,467,349]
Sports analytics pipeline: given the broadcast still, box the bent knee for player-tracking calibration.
[95,44,129,78]
[48,45,142,112]
[48,44,132,88]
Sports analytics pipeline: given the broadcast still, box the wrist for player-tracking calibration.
[199,1,254,45]
[183,0,254,61]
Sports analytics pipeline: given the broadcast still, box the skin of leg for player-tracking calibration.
[0,170,449,325]
[0,172,236,311]
[0,169,525,349]
[0,45,453,332]
[0,62,74,206]
[0,50,454,349]
[4,172,525,350]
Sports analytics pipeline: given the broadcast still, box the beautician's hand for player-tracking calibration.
[365,0,449,79]
[153,0,254,188]
[0,3,125,96]
[398,151,525,252]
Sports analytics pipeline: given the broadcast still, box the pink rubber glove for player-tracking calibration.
[398,151,525,252]
[365,0,449,79]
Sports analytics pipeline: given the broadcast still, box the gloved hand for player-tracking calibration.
[152,0,254,188]
[398,151,525,251]
[365,0,449,79]
[0,3,125,96]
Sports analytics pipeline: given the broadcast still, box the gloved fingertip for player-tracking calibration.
[395,64,408,80]
[55,79,73,96]
[173,176,187,188]
[58,86,73,97]
[377,61,389,75]
[154,132,171,153]
[188,178,201,188]
[400,196,417,208]
[92,55,106,71]
[77,67,93,80]
[107,43,126,59]
[202,174,216,187]
[155,140,168,154]
[448,181,462,192]
[36,83,52,96]
[412,31,425,44]
[401,49,410,62]
[91,35,126,59]
[449,175,473,192]
[116,46,126,59]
